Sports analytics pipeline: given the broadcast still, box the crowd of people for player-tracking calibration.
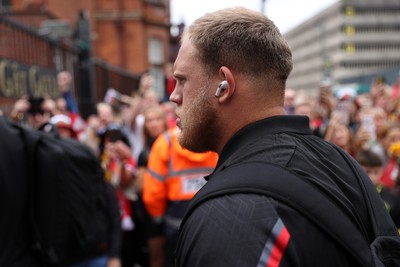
[4,67,400,267]
[285,75,400,229]
[4,65,400,267]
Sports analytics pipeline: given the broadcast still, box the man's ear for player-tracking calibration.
[216,66,235,102]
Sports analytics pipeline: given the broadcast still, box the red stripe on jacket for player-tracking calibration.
[266,225,290,267]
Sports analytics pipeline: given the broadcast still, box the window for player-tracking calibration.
[148,38,164,65]
[148,37,165,99]
[150,66,165,100]
[344,6,355,17]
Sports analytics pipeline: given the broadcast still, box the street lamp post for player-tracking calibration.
[261,0,267,14]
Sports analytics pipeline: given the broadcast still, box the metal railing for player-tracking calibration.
[0,15,140,118]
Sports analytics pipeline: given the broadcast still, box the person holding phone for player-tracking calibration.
[10,96,55,129]
[355,106,386,161]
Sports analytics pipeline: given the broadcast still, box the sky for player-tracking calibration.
[170,0,339,34]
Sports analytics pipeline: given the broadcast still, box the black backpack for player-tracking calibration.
[0,117,111,266]
[182,159,400,266]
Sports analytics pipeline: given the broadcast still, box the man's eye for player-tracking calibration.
[176,79,185,86]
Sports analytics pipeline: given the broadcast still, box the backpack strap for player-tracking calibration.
[20,127,43,249]
[332,147,400,266]
[183,161,373,266]
[21,129,61,265]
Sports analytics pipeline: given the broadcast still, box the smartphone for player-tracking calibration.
[361,114,376,139]
[28,97,44,115]
[336,110,350,125]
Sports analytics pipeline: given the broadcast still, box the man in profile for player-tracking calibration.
[169,7,398,267]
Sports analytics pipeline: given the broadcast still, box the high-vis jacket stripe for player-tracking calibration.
[147,166,215,182]
[169,168,215,177]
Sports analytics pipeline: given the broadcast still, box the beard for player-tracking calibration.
[178,85,221,153]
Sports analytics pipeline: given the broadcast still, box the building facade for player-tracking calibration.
[93,0,172,96]
[285,0,400,95]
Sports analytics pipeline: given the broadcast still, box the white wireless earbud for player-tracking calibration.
[215,80,228,97]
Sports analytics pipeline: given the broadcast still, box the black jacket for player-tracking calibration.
[175,115,384,267]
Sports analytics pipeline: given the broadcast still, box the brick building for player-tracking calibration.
[0,0,173,116]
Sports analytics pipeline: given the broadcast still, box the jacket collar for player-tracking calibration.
[212,115,311,175]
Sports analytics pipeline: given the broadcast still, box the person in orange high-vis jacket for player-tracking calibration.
[143,126,218,267]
